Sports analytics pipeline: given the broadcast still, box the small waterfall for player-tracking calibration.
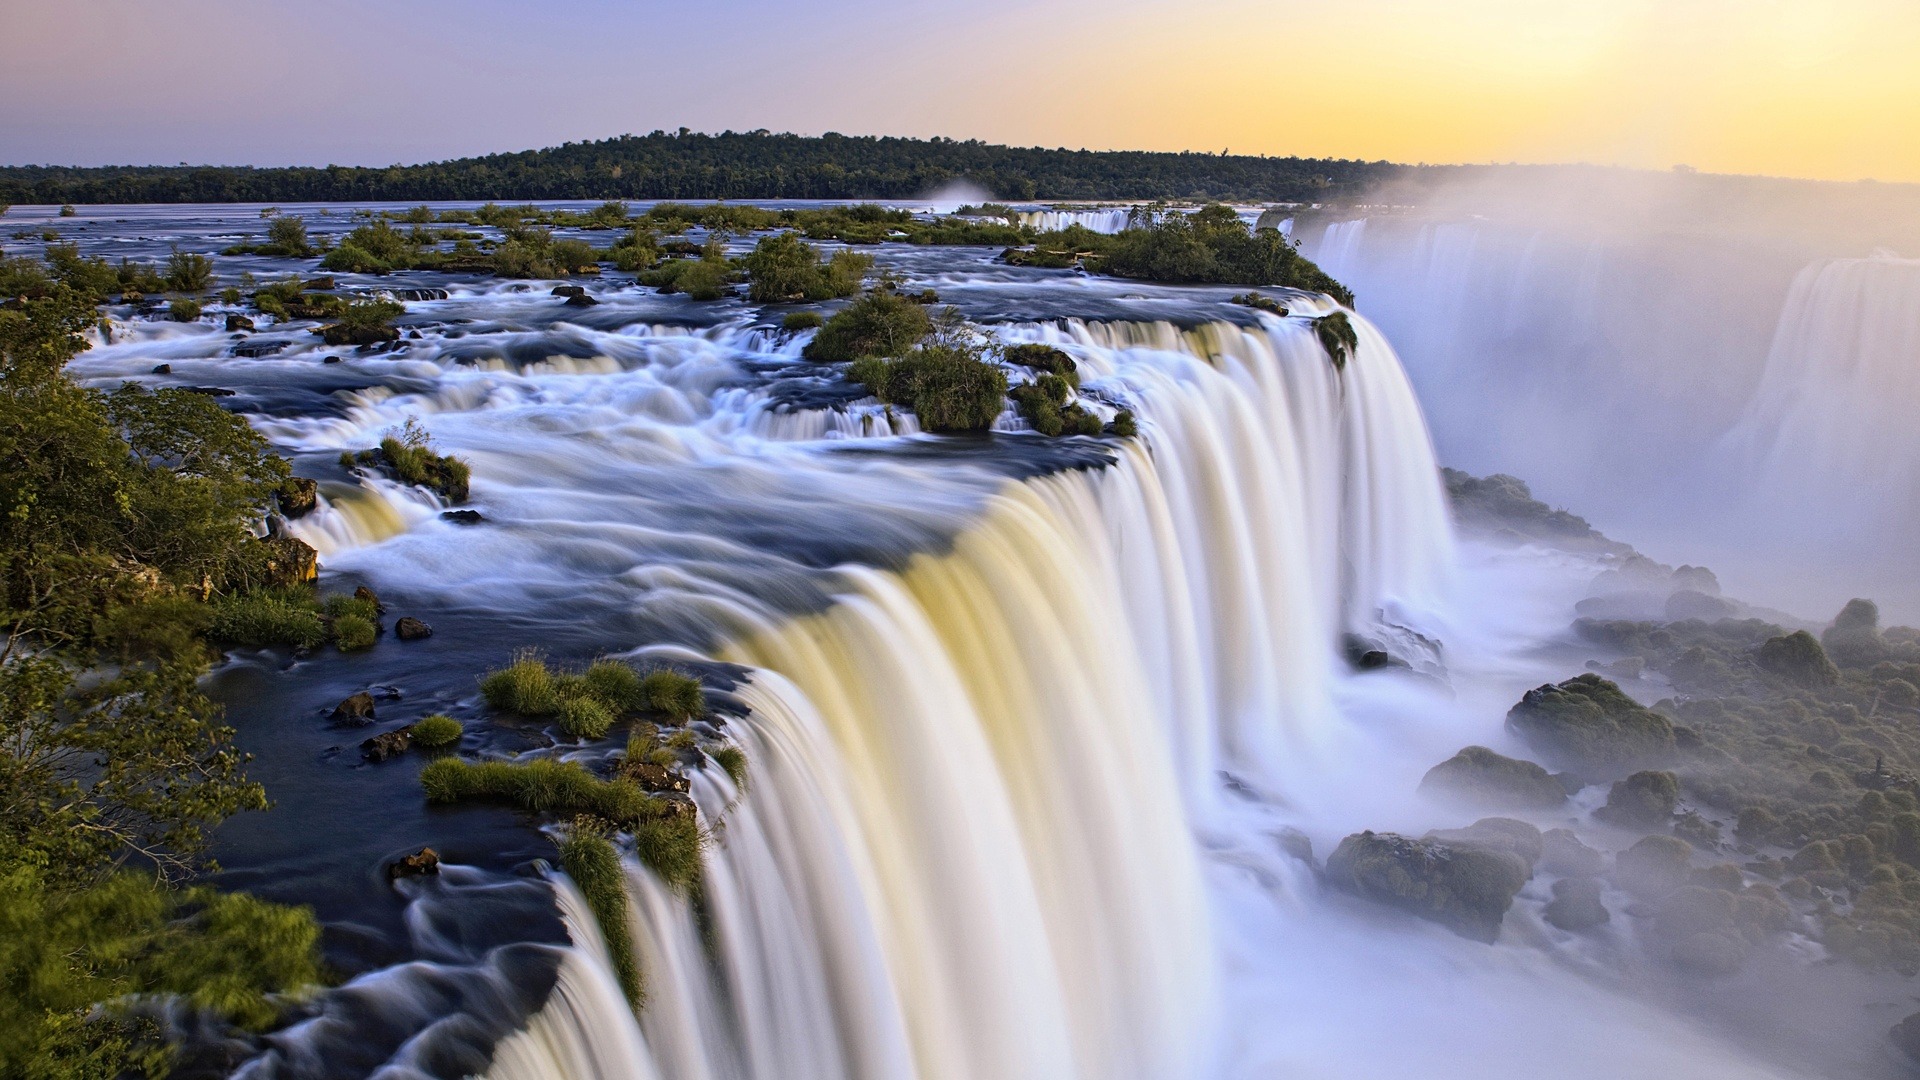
[1726,253,1920,526]
[485,311,1457,1080]
[1014,208,1132,234]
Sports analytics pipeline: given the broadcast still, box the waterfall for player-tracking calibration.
[484,310,1457,1080]
[1014,208,1133,234]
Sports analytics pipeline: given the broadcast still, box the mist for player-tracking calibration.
[1297,166,1920,623]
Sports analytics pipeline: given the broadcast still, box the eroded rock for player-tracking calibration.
[1420,745,1567,810]
[1324,830,1531,943]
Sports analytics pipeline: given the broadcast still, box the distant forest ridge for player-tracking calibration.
[0,130,1415,206]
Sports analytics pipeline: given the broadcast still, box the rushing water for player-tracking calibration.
[12,199,1904,1079]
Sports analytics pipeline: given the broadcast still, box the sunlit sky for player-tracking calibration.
[3,0,1918,182]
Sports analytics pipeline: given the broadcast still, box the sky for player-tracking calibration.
[3,0,1919,182]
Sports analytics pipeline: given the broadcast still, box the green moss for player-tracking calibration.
[408,714,463,748]
[330,614,377,652]
[801,289,932,362]
[1315,310,1359,370]
[1506,673,1677,777]
[1418,745,1567,810]
[1756,630,1840,687]
[558,830,642,1007]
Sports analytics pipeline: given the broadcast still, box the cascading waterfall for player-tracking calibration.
[484,310,1456,1080]
[1014,208,1133,234]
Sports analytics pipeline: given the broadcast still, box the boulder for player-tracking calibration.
[394,617,433,641]
[1542,828,1608,877]
[563,293,600,307]
[152,363,172,374]
[624,760,690,794]
[1754,630,1839,687]
[1424,817,1543,866]
[361,729,412,762]
[1653,885,1737,938]
[1505,673,1676,778]
[331,691,377,725]
[257,536,318,588]
[389,288,448,301]
[551,285,586,297]
[319,323,400,347]
[1690,863,1745,892]
[1543,877,1610,931]
[1611,834,1693,899]
[1594,770,1680,829]
[1891,1011,1920,1065]
[353,585,386,614]
[441,509,485,525]
[388,847,440,880]
[275,476,318,520]
[225,314,256,332]
[1274,827,1315,866]
[1324,830,1531,943]
[655,792,698,820]
[1673,812,1724,851]
[1420,745,1567,810]
[303,276,337,291]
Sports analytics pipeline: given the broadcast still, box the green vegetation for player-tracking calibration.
[1231,291,1290,316]
[319,297,404,346]
[408,713,463,748]
[640,246,733,300]
[1419,745,1569,810]
[639,668,706,723]
[207,587,387,652]
[1002,343,1077,381]
[1009,373,1103,437]
[1,264,322,1073]
[1314,310,1359,369]
[57,204,75,217]
[1441,468,1624,552]
[1006,205,1356,306]
[608,224,660,271]
[710,745,748,790]
[849,339,1009,433]
[164,250,214,293]
[0,131,1403,205]
[558,828,641,1007]
[782,310,824,331]
[742,232,871,302]
[1108,409,1138,438]
[802,288,933,362]
[168,297,202,322]
[330,613,376,651]
[1506,673,1678,778]
[479,652,706,736]
[344,417,470,503]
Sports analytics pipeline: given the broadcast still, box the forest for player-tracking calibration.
[0,130,1409,206]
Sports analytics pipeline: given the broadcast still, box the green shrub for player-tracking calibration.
[642,254,732,300]
[742,232,871,302]
[408,714,463,748]
[320,221,416,274]
[351,418,470,502]
[802,288,932,362]
[167,298,203,322]
[559,695,615,739]
[1315,311,1358,370]
[58,204,75,217]
[330,614,376,651]
[1232,291,1290,316]
[558,830,641,1006]
[164,250,214,293]
[783,310,824,330]
[481,651,562,715]
[639,669,705,722]
[582,660,646,712]
[1002,343,1077,382]
[208,590,327,650]
[710,745,748,790]
[1108,409,1138,437]
[322,593,380,623]
[265,216,312,257]
[609,225,660,271]
[850,343,1008,433]
[1009,373,1100,436]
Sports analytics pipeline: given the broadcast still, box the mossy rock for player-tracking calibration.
[1544,877,1610,932]
[1423,817,1544,866]
[1611,834,1694,899]
[1506,673,1676,779]
[1754,630,1839,687]
[1324,830,1531,943]
[1541,828,1608,877]
[1419,745,1568,811]
[1594,770,1680,830]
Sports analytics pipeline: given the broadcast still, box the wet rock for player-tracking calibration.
[1654,885,1737,939]
[623,760,690,794]
[441,509,485,525]
[1594,770,1679,829]
[353,585,386,614]
[152,363,172,374]
[1274,827,1315,866]
[1424,817,1543,866]
[319,323,400,347]
[389,288,448,302]
[275,476,318,520]
[1893,1013,1920,1065]
[1544,877,1610,931]
[1611,834,1694,899]
[1671,931,1748,976]
[388,847,440,880]
[1754,630,1839,687]
[303,276,337,291]
[1673,812,1724,851]
[331,691,377,725]
[1542,828,1608,877]
[1670,565,1720,595]
[1689,862,1744,892]
[256,535,318,587]
[1664,589,1735,622]
[563,292,599,307]
[182,386,236,397]
[655,792,698,820]
[1420,745,1568,810]
[1324,830,1532,943]
[1505,673,1677,779]
[394,616,433,641]
[551,285,586,297]
[232,340,287,358]
[361,729,412,761]
[225,313,255,332]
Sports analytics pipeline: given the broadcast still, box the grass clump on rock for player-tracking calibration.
[344,417,470,503]
[1009,373,1103,437]
[558,828,642,1007]
[801,287,932,363]
[1506,673,1677,779]
[318,298,403,346]
[1314,310,1359,370]
[408,713,463,748]
[850,342,1008,433]
[481,652,705,736]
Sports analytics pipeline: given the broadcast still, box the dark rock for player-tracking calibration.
[331,691,377,725]
[1594,770,1679,829]
[623,760,690,794]
[1274,827,1315,866]
[256,535,318,588]
[152,363,172,374]
[1665,589,1735,622]
[275,476,318,519]
[225,314,256,332]
[1891,1011,1920,1065]
[1424,817,1543,866]
[1542,828,1608,877]
[1324,830,1531,943]
[361,729,412,761]
[1543,877,1610,931]
[1505,673,1676,778]
[388,847,440,880]
[394,617,433,641]
[389,288,449,302]
[232,340,287,358]
[1611,834,1693,899]
[1420,745,1568,810]
[353,585,386,614]
[304,276,337,291]
[319,323,400,347]
[182,386,236,397]
[655,792,698,820]
[441,509,485,525]
[1754,630,1839,687]
[1671,931,1748,976]
[563,292,599,307]
[551,285,586,298]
